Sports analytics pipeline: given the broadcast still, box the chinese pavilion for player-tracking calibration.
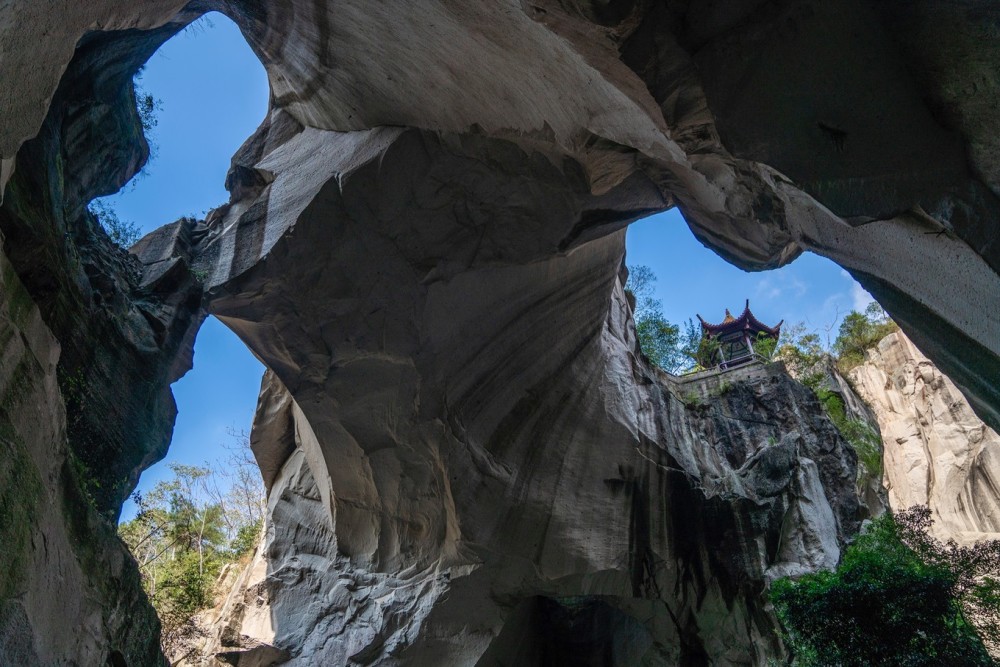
[695,300,782,370]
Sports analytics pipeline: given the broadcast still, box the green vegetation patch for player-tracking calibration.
[777,306,893,483]
[832,303,899,373]
[625,265,701,373]
[771,508,999,666]
[815,388,883,480]
[118,434,265,657]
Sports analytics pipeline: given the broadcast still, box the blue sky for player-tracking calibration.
[626,212,874,347]
[110,13,874,519]
[107,13,269,519]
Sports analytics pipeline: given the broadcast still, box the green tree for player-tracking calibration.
[832,302,899,372]
[751,330,778,360]
[777,321,884,480]
[776,323,827,389]
[132,65,162,163]
[88,199,141,248]
[119,446,265,658]
[771,508,999,666]
[625,265,690,373]
[680,318,702,366]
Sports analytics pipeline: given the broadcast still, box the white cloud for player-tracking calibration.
[851,282,875,311]
[840,269,875,311]
[756,272,807,301]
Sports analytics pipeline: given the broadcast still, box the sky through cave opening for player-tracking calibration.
[98,9,888,522]
[104,12,270,521]
[624,209,879,370]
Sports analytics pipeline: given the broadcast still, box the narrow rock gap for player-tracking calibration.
[103,10,269,520]
[92,14,274,658]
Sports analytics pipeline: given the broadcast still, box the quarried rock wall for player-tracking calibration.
[0,16,204,664]
[189,203,866,664]
[0,240,165,666]
[851,332,1000,543]
[2,0,1000,430]
[1,1,999,663]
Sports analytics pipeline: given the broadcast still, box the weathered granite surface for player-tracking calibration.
[1,1,999,663]
[851,332,1000,544]
[189,287,864,665]
[2,0,999,430]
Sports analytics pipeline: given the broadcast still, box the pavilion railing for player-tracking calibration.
[716,351,772,371]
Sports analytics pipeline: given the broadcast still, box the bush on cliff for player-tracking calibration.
[776,313,889,481]
[771,507,1000,666]
[625,265,700,374]
[118,431,265,657]
[832,302,899,372]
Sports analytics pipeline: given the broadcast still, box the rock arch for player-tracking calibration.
[1,1,999,663]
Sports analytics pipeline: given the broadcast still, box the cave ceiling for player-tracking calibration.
[1,0,998,430]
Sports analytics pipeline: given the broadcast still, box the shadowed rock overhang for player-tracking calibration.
[2,0,998,429]
[1,1,999,664]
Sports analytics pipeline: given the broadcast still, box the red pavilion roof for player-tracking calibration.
[697,300,783,337]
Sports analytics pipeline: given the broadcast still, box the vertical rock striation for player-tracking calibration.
[2,1,1000,430]
[1,1,1000,663]
[0,240,165,666]
[183,118,868,660]
[0,15,204,665]
[850,332,1000,543]
[0,17,205,514]
[197,346,866,665]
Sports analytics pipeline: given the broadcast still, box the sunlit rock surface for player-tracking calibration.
[187,239,867,665]
[851,332,1000,544]
[2,1,1000,663]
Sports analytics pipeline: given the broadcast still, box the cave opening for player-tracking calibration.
[92,10,286,657]
[3,4,1000,666]
[106,8,268,509]
[623,209,879,375]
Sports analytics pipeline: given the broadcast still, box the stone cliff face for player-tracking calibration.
[3,1,999,430]
[1,1,999,664]
[190,289,864,665]
[0,17,204,514]
[780,354,890,518]
[851,332,1000,544]
[0,16,202,665]
[0,242,166,666]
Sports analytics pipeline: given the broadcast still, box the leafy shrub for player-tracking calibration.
[135,91,160,133]
[776,324,827,389]
[816,388,883,479]
[88,199,141,248]
[230,520,262,558]
[625,265,700,373]
[771,508,998,666]
[840,418,883,479]
[777,319,886,481]
[119,435,266,658]
[634,311,682,372]
[752,330,778,360]
[126,66,162,182]
[833,303,899,372]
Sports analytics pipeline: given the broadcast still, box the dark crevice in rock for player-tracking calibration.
[0,20,206,515]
